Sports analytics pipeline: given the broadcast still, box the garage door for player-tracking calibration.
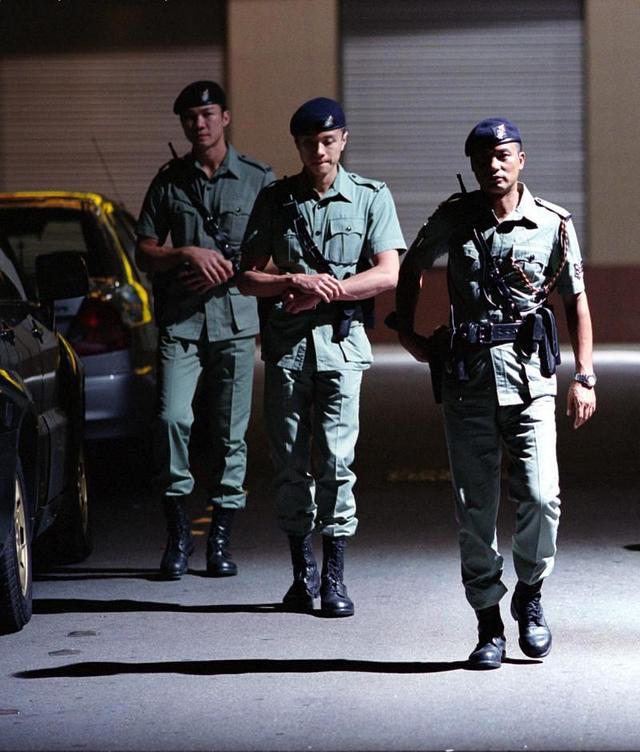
[0,1,225,217]
[342,0,585,252]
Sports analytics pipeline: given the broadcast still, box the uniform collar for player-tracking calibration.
[495,183,538,228]
[190,143,239,179]
[296,164,353,203]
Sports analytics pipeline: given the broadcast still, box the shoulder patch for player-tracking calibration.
[534,196,572,220]
[237,153,273,173]
[347,172,385,192]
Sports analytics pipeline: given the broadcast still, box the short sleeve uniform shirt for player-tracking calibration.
[137,144,275,341]
[408,183,585,405]
[242,165,406,371]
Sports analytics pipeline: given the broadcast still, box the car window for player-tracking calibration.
[0,207,121,283]
[0,248,27,301]
[111,209,137,256]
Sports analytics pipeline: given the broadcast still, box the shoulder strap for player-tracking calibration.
[172,161,236,267]
[281,192,333,275]
[471,226,521,321]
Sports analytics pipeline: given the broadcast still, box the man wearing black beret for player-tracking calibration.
[136,80,275,580]
[238,97,405,616]
[394,117,596,668]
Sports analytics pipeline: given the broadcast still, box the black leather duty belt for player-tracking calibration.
[455,321,521,345]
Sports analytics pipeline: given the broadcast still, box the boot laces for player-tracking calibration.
[522,593,544,626]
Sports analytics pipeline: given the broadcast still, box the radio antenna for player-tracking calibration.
[92,137,124,206]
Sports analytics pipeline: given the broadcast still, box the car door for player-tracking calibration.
[0,247,67,505]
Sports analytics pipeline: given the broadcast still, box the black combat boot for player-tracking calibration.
[510,580,552,658]
[282,534,321,612]
[160,498,195,579]
[320,536,354,617]
[468,604,507,670]
[206,507,237,577]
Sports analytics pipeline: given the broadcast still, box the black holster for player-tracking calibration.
[516,305,561,377]
[426,325,454,403]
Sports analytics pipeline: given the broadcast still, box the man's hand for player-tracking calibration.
[398,330,432,363]
[180,246,234,292]
[566,381,596,429]
[289,273,345,302]
[282,290,322,314]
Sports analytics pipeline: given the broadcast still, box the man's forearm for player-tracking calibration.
[338,251,400,300]
[395,258,424,332]
[236,269,293,298]
[563,291,594,372]
[135,237,185,273]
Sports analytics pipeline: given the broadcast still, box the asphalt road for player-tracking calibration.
[1,345,639,752]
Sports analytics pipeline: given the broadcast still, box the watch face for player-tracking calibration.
[576,373,596,388]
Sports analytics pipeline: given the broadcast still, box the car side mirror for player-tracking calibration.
[35,252,90,302]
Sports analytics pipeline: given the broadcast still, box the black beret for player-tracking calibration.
[173,80,227,116]
[289,97,346,136]
[464,118,523,156]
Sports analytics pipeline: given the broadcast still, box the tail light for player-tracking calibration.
[67,298,130,356]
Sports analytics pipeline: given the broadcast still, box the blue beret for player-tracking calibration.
[464,118,523,156]
[173,80,227,115]
[289,97,346,136]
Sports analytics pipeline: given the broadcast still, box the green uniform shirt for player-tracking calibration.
[408,183,585,405]
[137,144,275,341]
[242,165,406,371]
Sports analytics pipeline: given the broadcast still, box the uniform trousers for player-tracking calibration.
[264,358,362,538]
[154,331,255,509]
[442,391,560,611]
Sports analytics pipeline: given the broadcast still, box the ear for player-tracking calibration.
[222,109,231,128]
[340,129,349,151]
[518,150,526,169]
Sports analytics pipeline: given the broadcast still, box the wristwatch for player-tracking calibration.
[574,373,597,388]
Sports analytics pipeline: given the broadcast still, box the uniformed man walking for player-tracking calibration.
[394,118,596,667]
[136,80,275,579]
[238,97,404,616]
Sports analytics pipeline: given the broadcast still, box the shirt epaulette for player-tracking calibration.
[533,196,572,220]
[157,156,187,176]
[347,173,385,192]
[237,153,273,173]
[436,191,467,211]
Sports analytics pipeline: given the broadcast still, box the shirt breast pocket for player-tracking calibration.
[325,218,365,268]
[273,229,303,270]
[508,245,549,287]
[169,199,198,244]
[451,243,481,282]
[219,205,250,245]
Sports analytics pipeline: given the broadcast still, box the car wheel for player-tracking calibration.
[0,463,33,635]
[36,445,93,565]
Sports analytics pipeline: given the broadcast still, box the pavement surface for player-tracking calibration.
[1,345,639,752]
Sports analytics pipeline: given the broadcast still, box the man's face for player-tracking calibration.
[470,142,525,197]
[180,104,230,150]
[295,128,348,180]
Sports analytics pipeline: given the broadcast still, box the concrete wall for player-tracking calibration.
[227,0,339,177]
[586,0,640,267]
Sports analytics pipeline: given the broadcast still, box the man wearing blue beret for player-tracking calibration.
[394,117,596,667]
[136,80,275,580]
[238,97,405,616]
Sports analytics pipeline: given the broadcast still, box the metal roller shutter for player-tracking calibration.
[0,2,225,217]
[342,0,585,252]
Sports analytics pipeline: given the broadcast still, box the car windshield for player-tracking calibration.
[0,207,120,286]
